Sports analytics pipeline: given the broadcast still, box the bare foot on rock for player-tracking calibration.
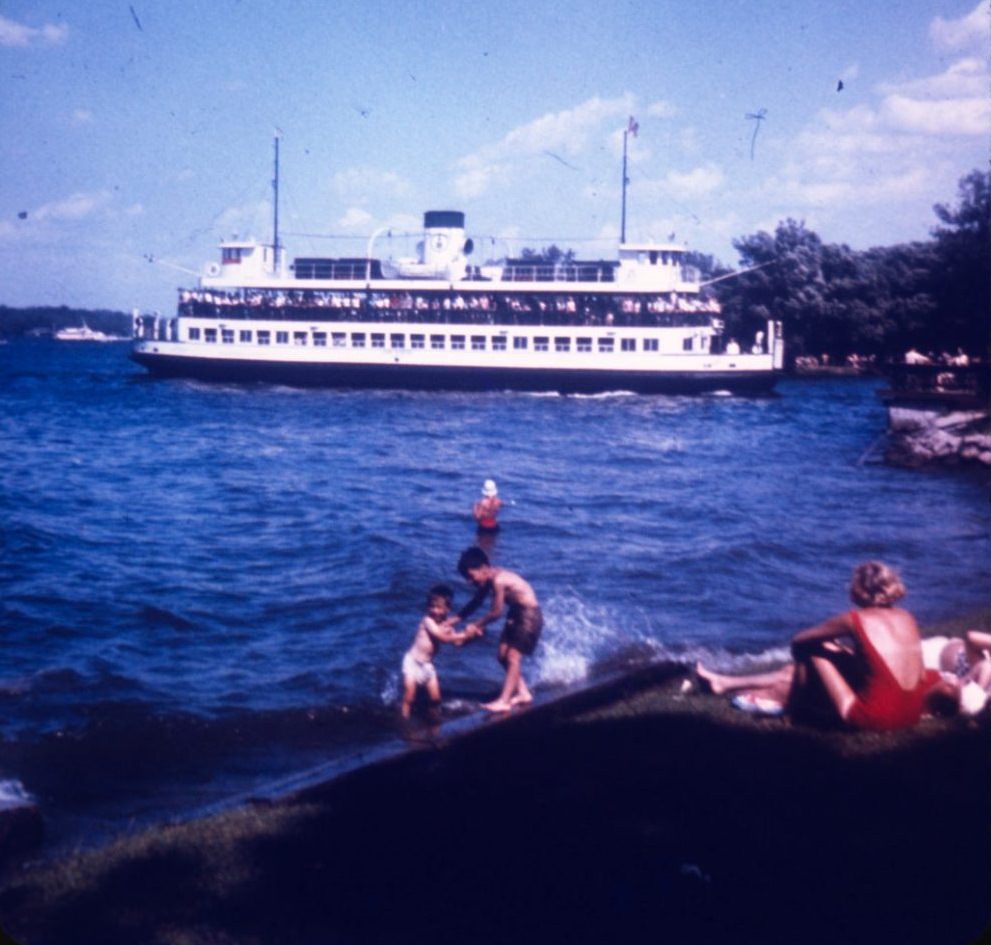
[695,661,727,695]
[482,699,513,713]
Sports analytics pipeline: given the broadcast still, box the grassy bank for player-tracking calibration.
[1,612,988,945]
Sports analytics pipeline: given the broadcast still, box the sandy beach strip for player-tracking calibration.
[1,610,988,945]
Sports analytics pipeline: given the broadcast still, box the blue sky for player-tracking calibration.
[1,1,988,313]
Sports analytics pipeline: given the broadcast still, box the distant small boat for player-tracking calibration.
[55,324,113,341]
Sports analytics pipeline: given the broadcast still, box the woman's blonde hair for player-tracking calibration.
[849,561,906,607]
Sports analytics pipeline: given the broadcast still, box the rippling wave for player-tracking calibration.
[1,339,988,851]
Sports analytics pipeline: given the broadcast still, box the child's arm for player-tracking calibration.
[465,580,505,636]
[456,584,490,622]
[425,616,475,647]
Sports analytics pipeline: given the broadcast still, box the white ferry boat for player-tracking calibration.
[132,159,782,395]
[56,323,113,341]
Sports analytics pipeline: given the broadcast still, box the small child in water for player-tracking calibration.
[400,584,480,719]
[473,479,503,533]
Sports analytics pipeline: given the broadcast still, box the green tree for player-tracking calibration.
[718,219,827,357]
[861,242,939,355]
[518,244,576,264]
[683,251,730,284]
[930,169,990,355]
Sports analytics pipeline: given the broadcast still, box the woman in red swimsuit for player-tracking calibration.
[697,561,937,731]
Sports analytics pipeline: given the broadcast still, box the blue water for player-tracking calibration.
[1,339,988,852]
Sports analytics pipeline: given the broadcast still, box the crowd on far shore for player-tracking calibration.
[793,352,880,371]
[794,347,983,375]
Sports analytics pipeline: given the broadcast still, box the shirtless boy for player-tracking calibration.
[401,584,479,719]
[456,546,543,712]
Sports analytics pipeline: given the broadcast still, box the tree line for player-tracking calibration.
[525,170,988,364]
[698,169,989,363]
[0,305,132,339]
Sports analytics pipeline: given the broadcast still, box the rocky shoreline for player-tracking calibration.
[1,623,988,945]
[877,361,991,468]
[885,404,991,467]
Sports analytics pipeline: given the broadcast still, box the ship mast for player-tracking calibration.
[272,132,281,260]
[620,116,637,244]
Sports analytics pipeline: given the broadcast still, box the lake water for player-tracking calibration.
[1,339,988,853]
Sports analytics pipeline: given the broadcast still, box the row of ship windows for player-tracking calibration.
[186,327,706,353]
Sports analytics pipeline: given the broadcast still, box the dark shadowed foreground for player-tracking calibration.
[0,661,988,945]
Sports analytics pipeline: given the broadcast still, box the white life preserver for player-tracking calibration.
[205,263,221,277]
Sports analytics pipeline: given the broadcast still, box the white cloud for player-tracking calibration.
[332,208,422,237]
[453,95,633,198]
[774,166,932,209]
[337,206,373,230]
[646,100,678,119]
[637,163,725,200]
[930,2,990,51]
[33,191,112,223]
[330,167,412,201]
[878,57,989,100]
[735,7,989,240]
[214,200,271,240]
[0,14,68,48]
[453,160,502,200]
[608,124,652,163]
[765,118,947,215]
[759,79,991,218]
[0,190,114,243]
[771,41,990,216]
[665,164,725,197]
[881,92,989,136]
[875,57,991,136]
[495,96,632,156]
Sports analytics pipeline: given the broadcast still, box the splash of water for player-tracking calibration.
[535,593,667,686]
[0,779,34,806]
[533,592,793,687]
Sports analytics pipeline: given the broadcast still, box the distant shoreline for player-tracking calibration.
[790,364,875,377]
[0,306,131,340]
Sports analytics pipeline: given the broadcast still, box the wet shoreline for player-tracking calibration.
[1,614,988,945]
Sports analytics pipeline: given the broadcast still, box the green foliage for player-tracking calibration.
[518,244,576,264]
[715,169,989,361]
[930,170,990,354]
[683,251,730,283]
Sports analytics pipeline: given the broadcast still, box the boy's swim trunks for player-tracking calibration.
[402,651,437,686]
[501,604,543,655]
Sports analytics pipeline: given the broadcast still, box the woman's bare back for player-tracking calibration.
[857,607,923,689]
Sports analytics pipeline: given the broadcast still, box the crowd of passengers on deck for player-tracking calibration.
[177,288,720,327]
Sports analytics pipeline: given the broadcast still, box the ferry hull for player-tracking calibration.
[130,350,778,395]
